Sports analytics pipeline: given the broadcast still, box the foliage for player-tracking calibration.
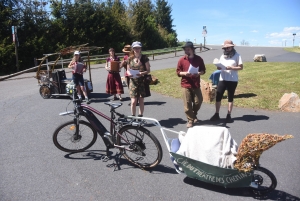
[0,0,177,75]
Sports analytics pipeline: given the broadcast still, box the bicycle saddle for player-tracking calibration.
[104,102,123,109]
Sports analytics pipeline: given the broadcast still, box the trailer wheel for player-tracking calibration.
[39,85,51,99]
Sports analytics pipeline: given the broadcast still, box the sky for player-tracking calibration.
[170,0,300,47]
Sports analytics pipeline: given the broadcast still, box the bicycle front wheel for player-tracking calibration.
[53,120,97,153]
[116,125,162,169]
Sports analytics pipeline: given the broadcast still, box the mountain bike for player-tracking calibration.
[52,90,163,169]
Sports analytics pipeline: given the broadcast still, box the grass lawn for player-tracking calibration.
[150,62,300,111]
[284,47,300,53]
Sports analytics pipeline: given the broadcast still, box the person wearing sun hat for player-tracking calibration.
[210,39,243,123]
[176,41,206,128]
[68,50,90,104]
[121,44,131,88]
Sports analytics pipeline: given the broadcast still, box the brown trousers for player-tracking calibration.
[182,87,203,122]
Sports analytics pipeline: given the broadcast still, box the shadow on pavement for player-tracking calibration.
[159,118,187,128]
[233,115,269,122]
[183,177,300,200]
[64,150,177,174]
[144,101,166,106]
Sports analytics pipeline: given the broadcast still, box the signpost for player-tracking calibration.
[12,26,19,71]
[202,26,207,47]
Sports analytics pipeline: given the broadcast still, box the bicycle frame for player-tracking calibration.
[60,102,157,153]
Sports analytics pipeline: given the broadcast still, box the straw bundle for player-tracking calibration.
[234,133,294,172]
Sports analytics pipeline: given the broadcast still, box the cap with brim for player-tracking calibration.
[122,45,131,53]
[222,40,235,48]
[74,51,80,55]
[182,41,197,49]
[132,41,142,48]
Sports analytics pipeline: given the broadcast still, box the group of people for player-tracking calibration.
[69,39,243,128]
[177,39,243,128]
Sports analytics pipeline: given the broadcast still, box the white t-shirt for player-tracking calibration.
[219,53,242,82]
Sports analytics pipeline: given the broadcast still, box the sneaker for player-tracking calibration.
[226,114,233,123]
[86,99,91,104]
[186,121,193,128]
[210,113,220,121]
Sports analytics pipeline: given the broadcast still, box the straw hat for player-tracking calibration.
[122,45,131,53]
[222,40,235,48]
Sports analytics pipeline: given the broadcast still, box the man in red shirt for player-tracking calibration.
[176,41,206,128]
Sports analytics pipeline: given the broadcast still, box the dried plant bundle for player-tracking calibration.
[234,133,294,172]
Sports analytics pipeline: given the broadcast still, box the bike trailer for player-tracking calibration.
[170,152,253,188]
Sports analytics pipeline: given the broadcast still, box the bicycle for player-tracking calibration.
[52,90,163,169]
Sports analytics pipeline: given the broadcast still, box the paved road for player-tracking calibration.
[0,47,300,201]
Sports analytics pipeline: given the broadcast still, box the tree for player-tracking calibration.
[155,0,174,33]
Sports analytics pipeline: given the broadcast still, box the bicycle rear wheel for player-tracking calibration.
[116,125,162,169]
[53,120,97,152]
[251,166,277,195]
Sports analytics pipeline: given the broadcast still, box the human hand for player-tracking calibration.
[226,66,232,70]
[83,68,86,72]
[185,72,191,77]
[217,67,222,70]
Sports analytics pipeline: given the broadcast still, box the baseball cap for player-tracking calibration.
[131,41,142,48]
[74,51,80,55]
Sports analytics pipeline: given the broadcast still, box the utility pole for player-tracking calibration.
[202,26,207,48]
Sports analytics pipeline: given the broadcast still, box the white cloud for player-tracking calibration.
[251,30,258,33]
[266,27,300,39]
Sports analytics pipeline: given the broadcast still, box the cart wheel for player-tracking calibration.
[251,166,277,195]
[39,85,51,99]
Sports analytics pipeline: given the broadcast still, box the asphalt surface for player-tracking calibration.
[0,46,300,201]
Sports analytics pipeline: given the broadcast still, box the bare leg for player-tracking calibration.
[228,102,233,114]
[76,86,82,96]
[80,86,88,97]
[131,98,137,115]
[138,97,144,115]
[216,101,221,113]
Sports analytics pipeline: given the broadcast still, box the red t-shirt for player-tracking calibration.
[176,55,206,88]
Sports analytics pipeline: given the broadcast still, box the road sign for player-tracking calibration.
[202,26,207,37]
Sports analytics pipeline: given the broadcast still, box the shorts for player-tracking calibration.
[72,73,84,86]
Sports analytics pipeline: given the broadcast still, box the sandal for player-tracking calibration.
[119,97,123,101]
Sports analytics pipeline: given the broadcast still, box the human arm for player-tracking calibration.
[226,64,243,70]
[226,55,243,70]
[68,61,75,69]
[176,59,191,77]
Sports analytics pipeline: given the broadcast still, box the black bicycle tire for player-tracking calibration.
[250,166,277,195]
[116,125,163,169]
[39,85,51,99]
[53,120,97,153]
